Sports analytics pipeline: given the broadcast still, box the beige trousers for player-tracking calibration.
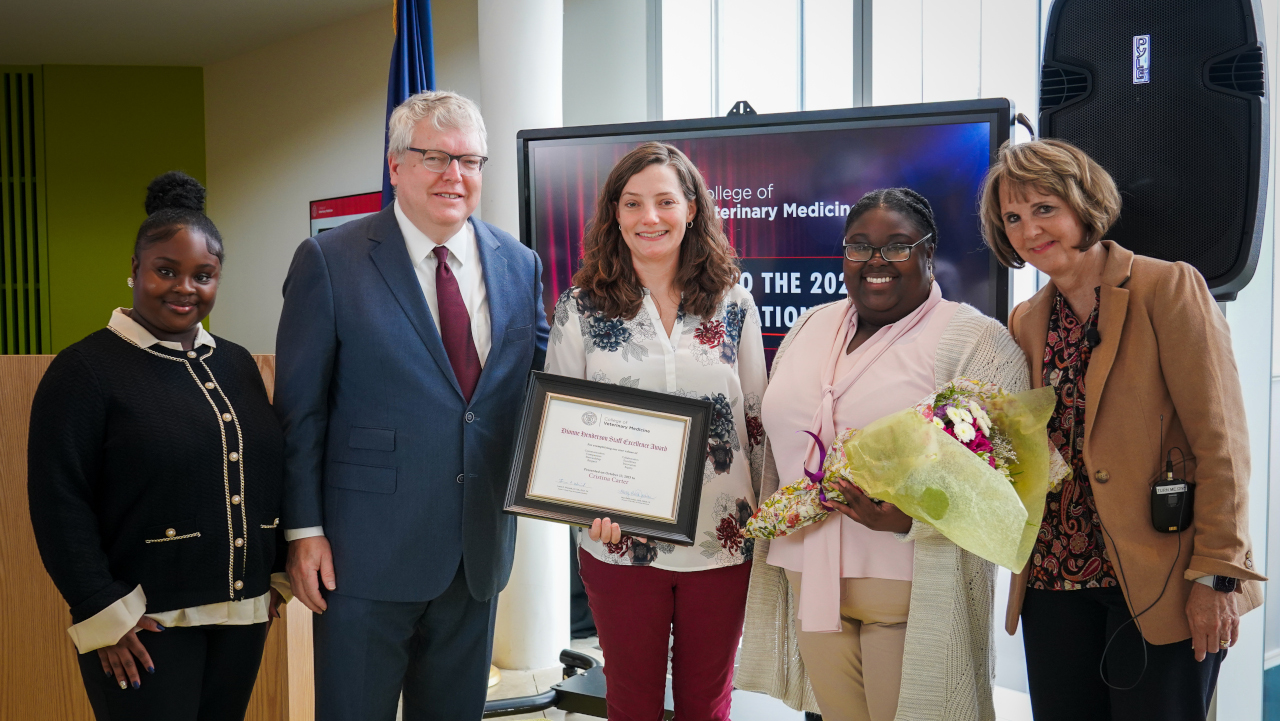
[785,571,912,721]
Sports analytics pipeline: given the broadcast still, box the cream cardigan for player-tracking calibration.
[735,302,1030,721]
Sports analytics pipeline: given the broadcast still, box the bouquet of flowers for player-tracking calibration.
[744,380,1066,572]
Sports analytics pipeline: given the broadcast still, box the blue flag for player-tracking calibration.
[383,0,436,209]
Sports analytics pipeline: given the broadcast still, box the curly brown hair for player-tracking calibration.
[573,142,739,320]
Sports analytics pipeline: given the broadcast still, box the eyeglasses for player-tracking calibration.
[842,233,933,262]
[406,148,488,176]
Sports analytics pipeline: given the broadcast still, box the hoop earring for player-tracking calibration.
[687,221,693,229]
[126,277,134,288]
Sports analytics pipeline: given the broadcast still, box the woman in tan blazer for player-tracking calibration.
[979,139,1264,721]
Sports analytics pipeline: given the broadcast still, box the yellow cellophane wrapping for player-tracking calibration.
[841,385,1059,571]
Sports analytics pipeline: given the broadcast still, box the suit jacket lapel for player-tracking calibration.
[1016,282,1056,390]
[473,219,512,394]
[367,206,464,399]
[1083,241,1134,454]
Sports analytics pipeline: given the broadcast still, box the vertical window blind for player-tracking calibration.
[0,67,50,354]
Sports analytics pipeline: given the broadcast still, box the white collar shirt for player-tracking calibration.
[395,200,491,366]
[109,307,218,351]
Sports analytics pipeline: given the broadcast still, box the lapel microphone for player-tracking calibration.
[1085,327,1102,348]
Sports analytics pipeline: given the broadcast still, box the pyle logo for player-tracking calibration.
[1133,35,1151,84]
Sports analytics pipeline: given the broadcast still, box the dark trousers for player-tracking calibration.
[77,622,269,721]
[1022,586,1224,721]
[313,561,497,721]
[578,549,752,721]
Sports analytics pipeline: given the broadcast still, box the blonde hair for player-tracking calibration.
[979,139,1121,269]
[386,90,487,158]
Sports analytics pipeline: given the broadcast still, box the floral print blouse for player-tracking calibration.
[1029,289,1118,590]
[545,284,768,571]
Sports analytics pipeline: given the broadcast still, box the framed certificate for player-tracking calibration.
[504,372,714,546]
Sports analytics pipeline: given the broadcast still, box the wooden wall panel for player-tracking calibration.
[0,355,87,721]
[0,354,311,721]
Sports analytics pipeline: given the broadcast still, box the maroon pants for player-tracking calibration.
[578,549,752,721]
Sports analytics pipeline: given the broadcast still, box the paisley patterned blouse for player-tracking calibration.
[545,284,767,571]
[1029,289,1118,590]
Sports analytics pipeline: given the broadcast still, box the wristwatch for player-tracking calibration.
[1195,575,1238,593]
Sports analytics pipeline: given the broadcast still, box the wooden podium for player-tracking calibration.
[0,355,313,721]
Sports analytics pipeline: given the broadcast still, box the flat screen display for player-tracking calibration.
[519,100,1010,363]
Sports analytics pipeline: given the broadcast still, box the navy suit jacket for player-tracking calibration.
[274,205,548,603]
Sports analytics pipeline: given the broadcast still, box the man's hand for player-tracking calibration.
[287,536,336,614]
[96,616,163,690]
[1186,581,1239,662]
[825,479,914,534]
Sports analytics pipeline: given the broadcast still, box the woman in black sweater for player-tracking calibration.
[28,172,287,720]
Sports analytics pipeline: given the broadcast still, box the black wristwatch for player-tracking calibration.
[1213,575,1238,593]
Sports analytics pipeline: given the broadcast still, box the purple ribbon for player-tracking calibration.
[800,430,829,503]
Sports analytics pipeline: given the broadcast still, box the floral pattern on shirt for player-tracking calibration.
[547,285,767,570]
[697,493,756,565]
[1029,289,1118,591]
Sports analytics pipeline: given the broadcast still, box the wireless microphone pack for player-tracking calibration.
[1151,450,1193,534]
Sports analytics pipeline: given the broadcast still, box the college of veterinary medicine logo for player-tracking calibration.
[581,411,598,426]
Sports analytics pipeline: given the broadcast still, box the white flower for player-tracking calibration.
[944,406,973,425]
[968,401,992,428]
[954,422,976,443]
[976,416,991,436]
[933,417,946,429]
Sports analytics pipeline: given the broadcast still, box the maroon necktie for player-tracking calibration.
[432,246,481,402]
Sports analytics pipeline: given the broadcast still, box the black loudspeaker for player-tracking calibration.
[1040,0,1268,300]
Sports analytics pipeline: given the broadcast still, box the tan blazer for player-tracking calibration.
[1004,241,1264,645]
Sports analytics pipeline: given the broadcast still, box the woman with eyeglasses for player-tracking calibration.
[736,188,1028,721]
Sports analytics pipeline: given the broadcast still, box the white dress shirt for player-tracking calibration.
[284,204,491,542]
[396,200,492,365]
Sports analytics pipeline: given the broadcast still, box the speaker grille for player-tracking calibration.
[1039,66,1091,112]
[1208,47,1265,96]
[1042,0,1259,284]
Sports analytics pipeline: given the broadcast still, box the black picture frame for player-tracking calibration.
[504,371,714,546]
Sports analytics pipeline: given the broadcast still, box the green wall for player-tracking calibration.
[42,65,205,351]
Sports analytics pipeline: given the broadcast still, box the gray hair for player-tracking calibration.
[386,90,488,158]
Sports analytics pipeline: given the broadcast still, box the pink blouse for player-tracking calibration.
[761,286,958,632]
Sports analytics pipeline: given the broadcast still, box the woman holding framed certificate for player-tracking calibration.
[543,142,766,721]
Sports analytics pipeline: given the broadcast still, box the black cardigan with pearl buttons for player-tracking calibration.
[28,329,285,624]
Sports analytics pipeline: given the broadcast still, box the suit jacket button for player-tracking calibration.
[465,412,475,423]
[457,474,465,484]
[1095,470,1110,484]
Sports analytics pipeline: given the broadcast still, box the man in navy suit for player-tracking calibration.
[275,90,548,721]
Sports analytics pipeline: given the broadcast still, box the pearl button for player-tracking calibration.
[222,413,232,422]
[1094,470,1110,484]
[231,495,241,505]
[234,580,244,590]
[228,452,239,462]
[165,528,176,537]
[234,538,244,547]
[205,382,215,389]
[186,351,197,358]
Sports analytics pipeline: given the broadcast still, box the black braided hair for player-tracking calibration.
[842,187,939,250]
[135,171,224,262]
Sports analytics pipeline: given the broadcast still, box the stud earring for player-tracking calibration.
[127,277,134,288]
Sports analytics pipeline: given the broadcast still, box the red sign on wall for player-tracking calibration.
[309,192,382,236]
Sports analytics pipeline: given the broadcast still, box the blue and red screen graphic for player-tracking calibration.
[529,120,995,361]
